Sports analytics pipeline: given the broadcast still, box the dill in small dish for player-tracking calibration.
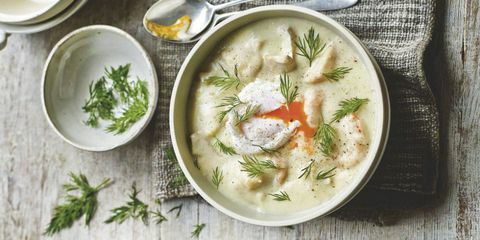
[188,17,376,214]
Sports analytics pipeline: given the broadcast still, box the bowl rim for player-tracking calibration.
[170,5,390,226]
[0,0,63,23]
[41,24,159,152]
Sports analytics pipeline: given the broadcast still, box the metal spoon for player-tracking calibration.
[143,0,358,43]
[143,0,253,43]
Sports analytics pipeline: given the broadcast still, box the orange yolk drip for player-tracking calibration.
[262,101,316,138]
[146,15,191,40]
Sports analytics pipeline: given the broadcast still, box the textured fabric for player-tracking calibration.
[152,0,439,206]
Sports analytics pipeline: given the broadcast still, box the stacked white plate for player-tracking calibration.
[0,0,88,49]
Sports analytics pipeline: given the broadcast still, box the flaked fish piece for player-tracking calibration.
[219,34,264,81]
[303,43,336,83]
[336,114,368,168]
[303,88,324,128]
[264,26,297,73]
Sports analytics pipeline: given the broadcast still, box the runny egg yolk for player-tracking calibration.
[146,15,191,40]
[262,101,316,138]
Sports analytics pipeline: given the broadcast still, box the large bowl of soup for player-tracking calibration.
[170,5,390,226]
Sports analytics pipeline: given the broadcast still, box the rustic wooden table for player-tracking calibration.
[1,0,478,239]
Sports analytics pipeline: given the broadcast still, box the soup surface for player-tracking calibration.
[188,17,376,214]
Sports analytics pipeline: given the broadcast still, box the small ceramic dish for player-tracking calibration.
[42,25,158,151]
[170,6,390,226]
[0,0,73,24]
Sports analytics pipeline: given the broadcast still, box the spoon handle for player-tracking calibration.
[212,0,254,11]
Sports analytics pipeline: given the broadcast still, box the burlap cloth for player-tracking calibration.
[152,0,439,221]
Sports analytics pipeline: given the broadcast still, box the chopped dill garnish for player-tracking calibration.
[44,173,111,236]
[239,155,278,178]
[314,122,336,157]
[295,27,326,66]
[216,95,243,122]
[151,210,168,224]
[168,204,183,218]
[213,138,237,155]
[82,77,116,127]
[331,97,369,122]
[191,223,206,238]
[211,167,224,189]
[298,159,315,179]
[253,144,279,154]
[205,64,241,90]
[316,167,337,180]
[234,104,259,125]
[279,73,299,106]
[269,191,291,201]
[323,67,352,82]
[104,183,150,225]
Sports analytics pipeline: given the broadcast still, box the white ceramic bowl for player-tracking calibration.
[42,25,158,151]
[170,6,390,226]
[0,0,74,24]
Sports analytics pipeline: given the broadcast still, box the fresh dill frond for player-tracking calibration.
[279,73,299,106]
[82,77,116,127]
[239,155,278,178]
[205,64,241,90]
[104,183,149,225]
[314,122,337,157]
[105,64,131,102]
[234,104,259,125]
[213,138,237,155]
[269,191,291,201]
[151,209,168,224]
[298,159,315,179]
[106,79,149,134]
[331,98,369,122]
[295,27,326,66]
[165,147,188,188]
[44,173,111,236]
[168,204,183,218]
[191,223,206,238]
[323,67,352,82]
[211,167,224,189]
[253,144,279,154]
[216,95,243,122]
[316,167,337,180]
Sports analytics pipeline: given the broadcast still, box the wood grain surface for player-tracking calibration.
[0,0,479,239]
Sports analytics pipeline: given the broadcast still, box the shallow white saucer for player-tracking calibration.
[42,25,159,151]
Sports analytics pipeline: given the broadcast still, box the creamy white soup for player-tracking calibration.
[188,17,376,214]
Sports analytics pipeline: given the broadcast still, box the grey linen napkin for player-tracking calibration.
[152,0,439,211]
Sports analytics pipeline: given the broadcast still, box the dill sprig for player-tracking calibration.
[216,95,243,122]
[82,64,150,134]
[332,98,369,122]
[279,73,299,106]
[314,122,336,157]
[234,104,259,125]
[298,160,315,179]
[191,223,206,238]
[205,64,241,90]
[211,167,224,189]
[106,79,149,134]
[168,204,183,218]
[82,77,116,127]
[165,147,188,188]
[323,67,352,82]
[151,209,168,224]
[269,191,291,201]
[253,144,279,154]
[213,138,237,155]
[295,27,326,66]
[239,155,278,178]
[316,167,337,180]
[104,183,150,225]
[44,173,111,236]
